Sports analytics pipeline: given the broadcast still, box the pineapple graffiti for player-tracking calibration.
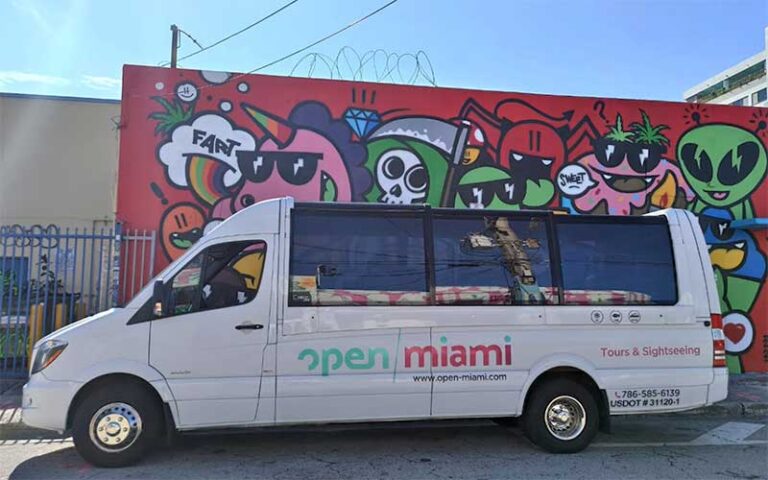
[568,112,694,215]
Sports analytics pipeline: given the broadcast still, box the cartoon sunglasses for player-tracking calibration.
[591,137,666,173]
[237,151,323,186]
[698,215,735,241]
[456,178,525,208]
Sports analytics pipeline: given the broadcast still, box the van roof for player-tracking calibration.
[293,201,670,225]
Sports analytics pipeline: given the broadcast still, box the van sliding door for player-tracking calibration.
[277,207,432,423]
[429,212,553,417]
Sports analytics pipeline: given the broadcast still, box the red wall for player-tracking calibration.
[118,65,768,373]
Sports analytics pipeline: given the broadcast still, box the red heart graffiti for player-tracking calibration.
[724,323,746,344]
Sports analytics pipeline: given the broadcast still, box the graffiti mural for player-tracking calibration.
[567,111,694,215]
[678,124,767,219]
[118,65,768,373]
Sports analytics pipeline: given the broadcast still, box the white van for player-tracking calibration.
[22,197,727,466]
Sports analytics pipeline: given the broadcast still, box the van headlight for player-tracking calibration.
[31,339,68,374]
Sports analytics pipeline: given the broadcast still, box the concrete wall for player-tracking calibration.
[0,93,120,229]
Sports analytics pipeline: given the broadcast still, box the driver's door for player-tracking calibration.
[149,237,274,428]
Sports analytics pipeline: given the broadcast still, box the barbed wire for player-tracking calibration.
[290,47,437,86]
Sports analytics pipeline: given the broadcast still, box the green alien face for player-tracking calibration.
[453,166,523,210]
[677,125,767,208]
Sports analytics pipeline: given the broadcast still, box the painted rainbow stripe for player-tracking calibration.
[185,154,234,205]
[242,103,294,147]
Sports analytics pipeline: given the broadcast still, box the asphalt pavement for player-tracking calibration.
[0,415,766,479]
[0,374,766,479]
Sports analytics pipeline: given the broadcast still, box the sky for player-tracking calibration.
[0,0,765,102]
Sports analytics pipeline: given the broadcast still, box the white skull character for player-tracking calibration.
[376,150,428,204]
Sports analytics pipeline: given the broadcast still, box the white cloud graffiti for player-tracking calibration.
[158,114,256,189]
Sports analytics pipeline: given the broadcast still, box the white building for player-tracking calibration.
[684,27,767,107]
[0,92,120,229]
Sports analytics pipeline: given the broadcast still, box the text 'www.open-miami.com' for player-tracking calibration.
[412,373,508,383]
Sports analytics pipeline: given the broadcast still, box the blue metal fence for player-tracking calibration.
[0,225,156,378]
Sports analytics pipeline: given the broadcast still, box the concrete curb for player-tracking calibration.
[678,402,768,418]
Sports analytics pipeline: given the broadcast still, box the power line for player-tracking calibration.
[143,0,400,100]
[246,0,400,74]
[161,0,301,67]
[178,28,205,52]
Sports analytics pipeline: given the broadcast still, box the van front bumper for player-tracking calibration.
[22,375,81,433]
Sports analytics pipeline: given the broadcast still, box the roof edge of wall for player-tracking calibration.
[0,91,120,105]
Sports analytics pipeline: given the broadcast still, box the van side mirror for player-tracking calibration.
[152,280,170,317]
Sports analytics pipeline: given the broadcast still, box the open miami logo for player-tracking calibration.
[298,336,513,376]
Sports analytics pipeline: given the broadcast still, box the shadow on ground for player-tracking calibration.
[8,423,531,479]
[6,418,767,480]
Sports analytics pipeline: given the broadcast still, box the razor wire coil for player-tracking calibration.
[290,47,437,86]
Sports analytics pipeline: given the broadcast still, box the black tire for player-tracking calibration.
[71,380,163,467]
[522,378,599,453]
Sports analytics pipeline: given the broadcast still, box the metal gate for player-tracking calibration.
[0,224,157,378]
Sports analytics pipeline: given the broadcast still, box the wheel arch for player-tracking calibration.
[66,372,176,432]
[519,357,610,433]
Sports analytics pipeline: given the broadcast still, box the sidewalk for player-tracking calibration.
[685,372,768,417]
[0,379,24,431]
[1,374,765,436]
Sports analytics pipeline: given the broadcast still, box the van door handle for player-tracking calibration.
[235,323,264,330]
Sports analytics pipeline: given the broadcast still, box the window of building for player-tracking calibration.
[168,240,267,316]
[556,221,677,305]
[289,211,428,306]
[730,97,748,107]
[752,88,767,105]
[432,214,555,305]
[687,60,766,103]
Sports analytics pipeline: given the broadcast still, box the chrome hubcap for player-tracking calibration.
[544,395,586,441]
[89,402,142,453]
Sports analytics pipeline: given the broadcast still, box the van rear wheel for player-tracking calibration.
[72,381,162,467]
[523,378,598,453]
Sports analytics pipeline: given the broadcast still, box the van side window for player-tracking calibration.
[170,255,203,315]
[289,211,428,306]
[556,222,676,305]
[167,240,267,316]
[432,215,556,305]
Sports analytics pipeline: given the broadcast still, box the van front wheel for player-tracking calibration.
[523,378,598,453]
[71,382,162,467]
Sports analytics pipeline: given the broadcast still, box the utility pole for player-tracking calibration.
[170,24,179,68]
[490,216,541,304]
